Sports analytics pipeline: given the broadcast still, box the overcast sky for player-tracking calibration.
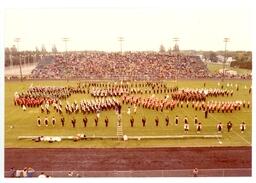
[4,0,253,52]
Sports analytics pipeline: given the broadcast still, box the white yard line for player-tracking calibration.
[216,135,223,144]
[208,113,251,145]
[232,130,251,145]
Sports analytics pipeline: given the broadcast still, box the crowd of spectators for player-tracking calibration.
[7,167,36,178]
[30,52,210,80]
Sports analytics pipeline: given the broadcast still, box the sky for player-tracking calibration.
[3,0,253,52]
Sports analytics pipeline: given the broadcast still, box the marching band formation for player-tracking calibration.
[13,81,251,134]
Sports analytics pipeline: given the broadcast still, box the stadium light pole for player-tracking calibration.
[222,38,230,82]
[118,37,124,54]
[15,38,23,82]
[173,37,179,49]
[62,37,70,82]
[173,37,180,85]
[62,37,69,53]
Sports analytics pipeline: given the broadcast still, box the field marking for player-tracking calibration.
[206,113,226,145]
[216,135,222,144]
[223,114,251,145]
[208,113,250,145]
[178,108,223,144]
[232,130,251,145]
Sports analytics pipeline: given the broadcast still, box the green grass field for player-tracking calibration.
[5,79,252,148]
[207,62,252,75]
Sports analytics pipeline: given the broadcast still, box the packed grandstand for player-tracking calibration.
[5,51,252,80]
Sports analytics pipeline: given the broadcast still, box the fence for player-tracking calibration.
[5,168,251,177]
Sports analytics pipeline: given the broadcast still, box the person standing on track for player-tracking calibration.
[193,168,199,177]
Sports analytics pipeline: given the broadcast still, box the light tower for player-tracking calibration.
[222,38,230,81]
[173,37,180,83]
[118,37,124,54]
[173,37,180,52]
[62,37,70,82]
[14,38,23,82]
[62,37,70,53]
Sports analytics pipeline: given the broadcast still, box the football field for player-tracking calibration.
[5,79,252,148]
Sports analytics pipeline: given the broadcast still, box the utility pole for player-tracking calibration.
[15,38,23,82]
[222,38,230,82]
[118,37,124,54]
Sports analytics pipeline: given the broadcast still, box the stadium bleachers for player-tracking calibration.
[30,52,210,80]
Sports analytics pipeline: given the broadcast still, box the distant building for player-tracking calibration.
[198,55,204,61]
[219,68,237,76]
[216,55,235,64]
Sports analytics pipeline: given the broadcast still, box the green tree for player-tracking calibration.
[41,44,47,53]
[35,46,39,53]
[52,44,58,53]
[11,45,17,54]
[209,52,218,62]
[173,43,179,52]
[159,44,166,53]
